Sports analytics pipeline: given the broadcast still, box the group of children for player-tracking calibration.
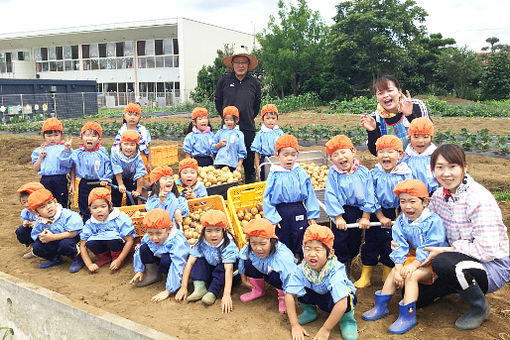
[15,99,450,339]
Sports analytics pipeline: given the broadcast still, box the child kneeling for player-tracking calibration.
[175,210,239,313]
[362,179,447,334]
[285,224,358,340]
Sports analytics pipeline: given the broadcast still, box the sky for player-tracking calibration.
[0,0,509,51]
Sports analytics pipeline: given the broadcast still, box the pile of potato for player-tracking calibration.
[301,162,329,189]
[236,202,264,229]
[196,166,242,188]
[181,208,211,246]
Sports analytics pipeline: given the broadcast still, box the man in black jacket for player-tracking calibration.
[215,48,261,183]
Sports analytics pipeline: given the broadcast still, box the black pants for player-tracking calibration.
[241,129,256,183]
[111,176,137,207]
[78,179,102,222]
[332,205,363,264]
[258,155,271,181]
[194,156,214,167]
[361,207,398,267]
[417,252,488,308]
[41,174,69,208]
[86,239,124,254]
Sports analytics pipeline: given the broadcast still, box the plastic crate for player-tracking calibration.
[206,180,242,199]
[226,182,266,248]
[73,178,81,209]
[150,145,179,167]
[118,204,147,237]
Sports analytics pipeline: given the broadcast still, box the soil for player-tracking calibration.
[1,121,509,339]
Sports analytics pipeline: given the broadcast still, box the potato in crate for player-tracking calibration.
[150,145,179,167]
[226,182,266,248]
[118,204,147,237]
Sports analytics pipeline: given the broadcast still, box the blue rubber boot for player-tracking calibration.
[362,290,391,321]
[388,300,417,334]
[339,310,358,340]
[39,257,62,269]
[298,303,317,325]
[69,256,84,273]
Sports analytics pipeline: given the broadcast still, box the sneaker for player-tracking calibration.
[39,257,62,269]
[69,257,84,273]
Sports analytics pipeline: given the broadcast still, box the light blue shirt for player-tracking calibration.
[132,228,190,293]
[183,130,215,157]
[59,147,113,181]
[146,193,189,228]
[371,164,413,211]
[110,148,147,181]
[212,127,247,168]
[263,164,320,224]
[250,125,284,156]
[31,208,83,241]
[80,209,136,242]
[20,208,36,222]
[31,144,71,176]
[325,164,376,217]
[190,234,239,266]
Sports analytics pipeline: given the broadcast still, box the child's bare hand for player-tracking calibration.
[235,166,242,173]
[110,259,122,271]
[394,271,404,289]
[400,264,417,279]
[379,216,393,228]
[130,272,143,285]
[39,229,54,243]
[68,185,75,196]
[174,210,183,226]
[292,324,309,340]
[87,263,99,272]
[22,220,34,228]
[335,216,347,230]
[360,114,376,131]
[118,184,126,194]
[131,190,140,198]
[358,217,371,229]
[313,326,331,340]
[241,275,254,290]
[221,295,233,314]
[151,289,170,302]
[99,181,109,187]
[64,137,73,151]
[175,287,188,302]
[39,144,47,158]
[217,140,227,148]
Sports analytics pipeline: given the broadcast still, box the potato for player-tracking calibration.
[244,207,251,214]
[237,210,245,220]
[250,207,259,215]
[256,202,263,212]
[183,217,192,225]
[254,213,261,219]
[244,212,253,221]
[189,238,196,246]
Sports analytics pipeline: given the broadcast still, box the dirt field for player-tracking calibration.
[1,113,509,339]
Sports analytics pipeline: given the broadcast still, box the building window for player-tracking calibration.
[56,46,63,60]
[116,42,124,57]
[173,38,179,55]
[98,43,107,58]
[155,40,164,55]
[82,45,89,59]
[137,41,145,56]
[125,41,133,56]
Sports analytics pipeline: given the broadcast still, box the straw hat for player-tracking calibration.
[222,47,259,71]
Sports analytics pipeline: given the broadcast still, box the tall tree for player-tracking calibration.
[486,37,500,52]
[257,0,328,97]
[481,50,510,100]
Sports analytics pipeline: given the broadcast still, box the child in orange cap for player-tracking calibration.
[363,179,447,334]
[110,129,147,206]
[176,158,207,200]
[251,103,284,181]
[80,187,135,272]
[212,106,247,172]
[324,135,376,279]
[146,166,189,227]
[183,107,215,166]
[238,218,298,313]
[32,117,72,208]
[263,134,320,260]
[285,224,358,340]
[59,121,113,222]
[130,208,191,302]
[354,135,413,289]
[402,117,438,194]
[15,182,45,258]
[176,210,239,312]
[28,188,84,272]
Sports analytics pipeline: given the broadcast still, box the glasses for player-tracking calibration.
[233,61,249,65]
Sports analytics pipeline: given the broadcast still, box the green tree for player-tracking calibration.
[257,0,328,97]
[481,51,510,100]
[485,37,500,52]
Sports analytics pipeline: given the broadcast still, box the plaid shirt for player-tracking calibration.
[429,175,509,262]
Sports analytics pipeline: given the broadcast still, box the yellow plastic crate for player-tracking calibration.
[226,182,266,248]
[118,204,147,237]
[150,145,179,167]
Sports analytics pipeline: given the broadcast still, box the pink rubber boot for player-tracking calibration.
[276,289,287,313]
[240,278,265,302]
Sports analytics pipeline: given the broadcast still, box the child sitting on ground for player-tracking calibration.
[175,210,239,313]
[110,130,147,206]
[324,135,376,279]
[285,224,358,340]
[183,107,215,166]
[355,135,413,288]
[31,118,72,207]
[263,134,320,259]
[146,166,189,227]
[251,104,284,181]
[175,158,208,200]
[212,106,247,173]
[59,121,113,222]
[80,187,135,272]
[402,117,438,194]
[362,179,447,334]
[29,188,84,272]
[130,209,190,302]
[15,182,45,259]
[238,218,298,313]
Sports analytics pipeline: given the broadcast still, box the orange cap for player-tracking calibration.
[375,135,404,152]
[192,107,208,120]
[143,208,173,230]
[201,209,228,229]
[393,179,429,199]
[325,135,354,156]
[81,122,102,138]
[303,224,334,250]
[244,218,278,239]
[28,188,54,211]
[150,166,173,184]
[88,187,111,205]
[42,117,63,132]
[120,130,140,144]
[179,158,198,173]
[408,117,434,137]
[261,104,278,118]
[274,134,299,156]
[223,106,239,118]
[124,103,141,114]
[17,182,45,195]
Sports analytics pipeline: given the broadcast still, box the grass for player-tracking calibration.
[495,190,510,202]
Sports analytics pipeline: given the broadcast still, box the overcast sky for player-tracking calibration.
[0,0,508,51]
